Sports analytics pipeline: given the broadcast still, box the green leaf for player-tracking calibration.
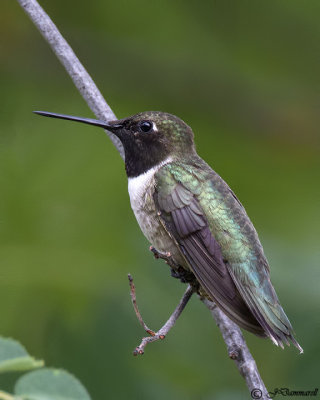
[0,337,44,373]
[14,368,91,400]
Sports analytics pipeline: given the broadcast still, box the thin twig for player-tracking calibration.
[128,274,155,337]
[17,0,269,396]
[128,275,195,355]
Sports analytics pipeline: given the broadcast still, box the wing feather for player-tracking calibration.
[156,182,265,336]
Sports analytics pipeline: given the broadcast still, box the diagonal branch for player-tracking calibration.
[204,299,268,399]
[17,0,269,398]
[17,0,124,159]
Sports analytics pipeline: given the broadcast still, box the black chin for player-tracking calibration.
[120,136,168,178]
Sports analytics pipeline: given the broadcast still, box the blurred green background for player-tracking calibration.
[1,1,319,399]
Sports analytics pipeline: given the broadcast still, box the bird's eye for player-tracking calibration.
[138,120,153,133]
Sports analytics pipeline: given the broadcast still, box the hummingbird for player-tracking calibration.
[34,110,302,352]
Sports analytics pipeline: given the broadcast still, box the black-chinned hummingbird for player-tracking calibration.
[34,110,302,352]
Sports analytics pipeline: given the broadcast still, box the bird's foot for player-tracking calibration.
[150,246,198,286]
[149,246,179,268]
[170,266,196,284]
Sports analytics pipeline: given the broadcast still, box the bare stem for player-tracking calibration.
[128,274,156,337]
[17,0,269,396]
[128,275,195,355]
[204,299,269,400]
[17,0,124,159]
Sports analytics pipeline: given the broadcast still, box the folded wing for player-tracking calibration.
[155,181,265,336]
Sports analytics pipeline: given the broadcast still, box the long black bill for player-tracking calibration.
[33,111,121,131]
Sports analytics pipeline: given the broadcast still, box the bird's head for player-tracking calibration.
[34,110,196,177]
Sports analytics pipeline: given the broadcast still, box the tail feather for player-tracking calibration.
[228,267,303,353]
[245,288,303,352]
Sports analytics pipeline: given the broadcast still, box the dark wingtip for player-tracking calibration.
[290,336,304,354]
[269,331,303,354]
